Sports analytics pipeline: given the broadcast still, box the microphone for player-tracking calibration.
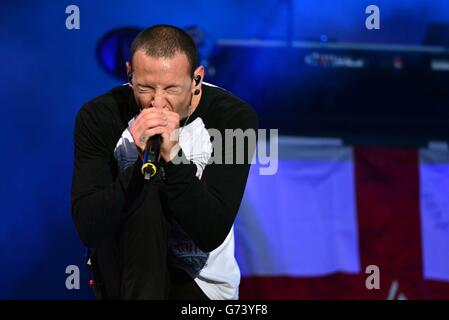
[141,134,161,180]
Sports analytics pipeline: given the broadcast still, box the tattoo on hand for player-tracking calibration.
[139,134,146,144]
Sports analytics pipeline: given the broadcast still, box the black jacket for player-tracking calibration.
[71,84,258,299]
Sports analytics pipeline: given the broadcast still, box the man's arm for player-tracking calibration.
[160,106,258,252]
[71,105,145,248]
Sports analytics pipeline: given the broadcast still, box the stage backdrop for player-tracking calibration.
[235,137,449,299]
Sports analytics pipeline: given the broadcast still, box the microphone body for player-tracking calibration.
[141,134,161,180]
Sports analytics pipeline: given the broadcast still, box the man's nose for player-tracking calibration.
[151,90,166,109]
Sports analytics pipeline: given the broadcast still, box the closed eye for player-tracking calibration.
[138,86,154,93]
[165,86,182,94]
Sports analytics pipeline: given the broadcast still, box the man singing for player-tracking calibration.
[71,24,257,299]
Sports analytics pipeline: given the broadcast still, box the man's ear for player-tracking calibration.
[193,65,205,87]
[126,61,132,75]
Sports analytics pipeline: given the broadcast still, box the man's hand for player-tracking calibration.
[129,108,181,162]
[159,109,181,162]
[130,108,167,158]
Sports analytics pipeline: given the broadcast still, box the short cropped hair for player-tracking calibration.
[129,24,198,77]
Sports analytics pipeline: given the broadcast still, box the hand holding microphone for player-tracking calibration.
[130,107,180,180]
[141,134,161,180]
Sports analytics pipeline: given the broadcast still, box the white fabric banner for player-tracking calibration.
[420,147,449,282]
[235,137,360,276]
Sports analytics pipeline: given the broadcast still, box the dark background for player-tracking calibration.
[1,0,449,299]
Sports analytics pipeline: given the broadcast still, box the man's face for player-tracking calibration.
[128,50,194,119]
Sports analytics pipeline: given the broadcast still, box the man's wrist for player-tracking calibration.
[160,144,181,163]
